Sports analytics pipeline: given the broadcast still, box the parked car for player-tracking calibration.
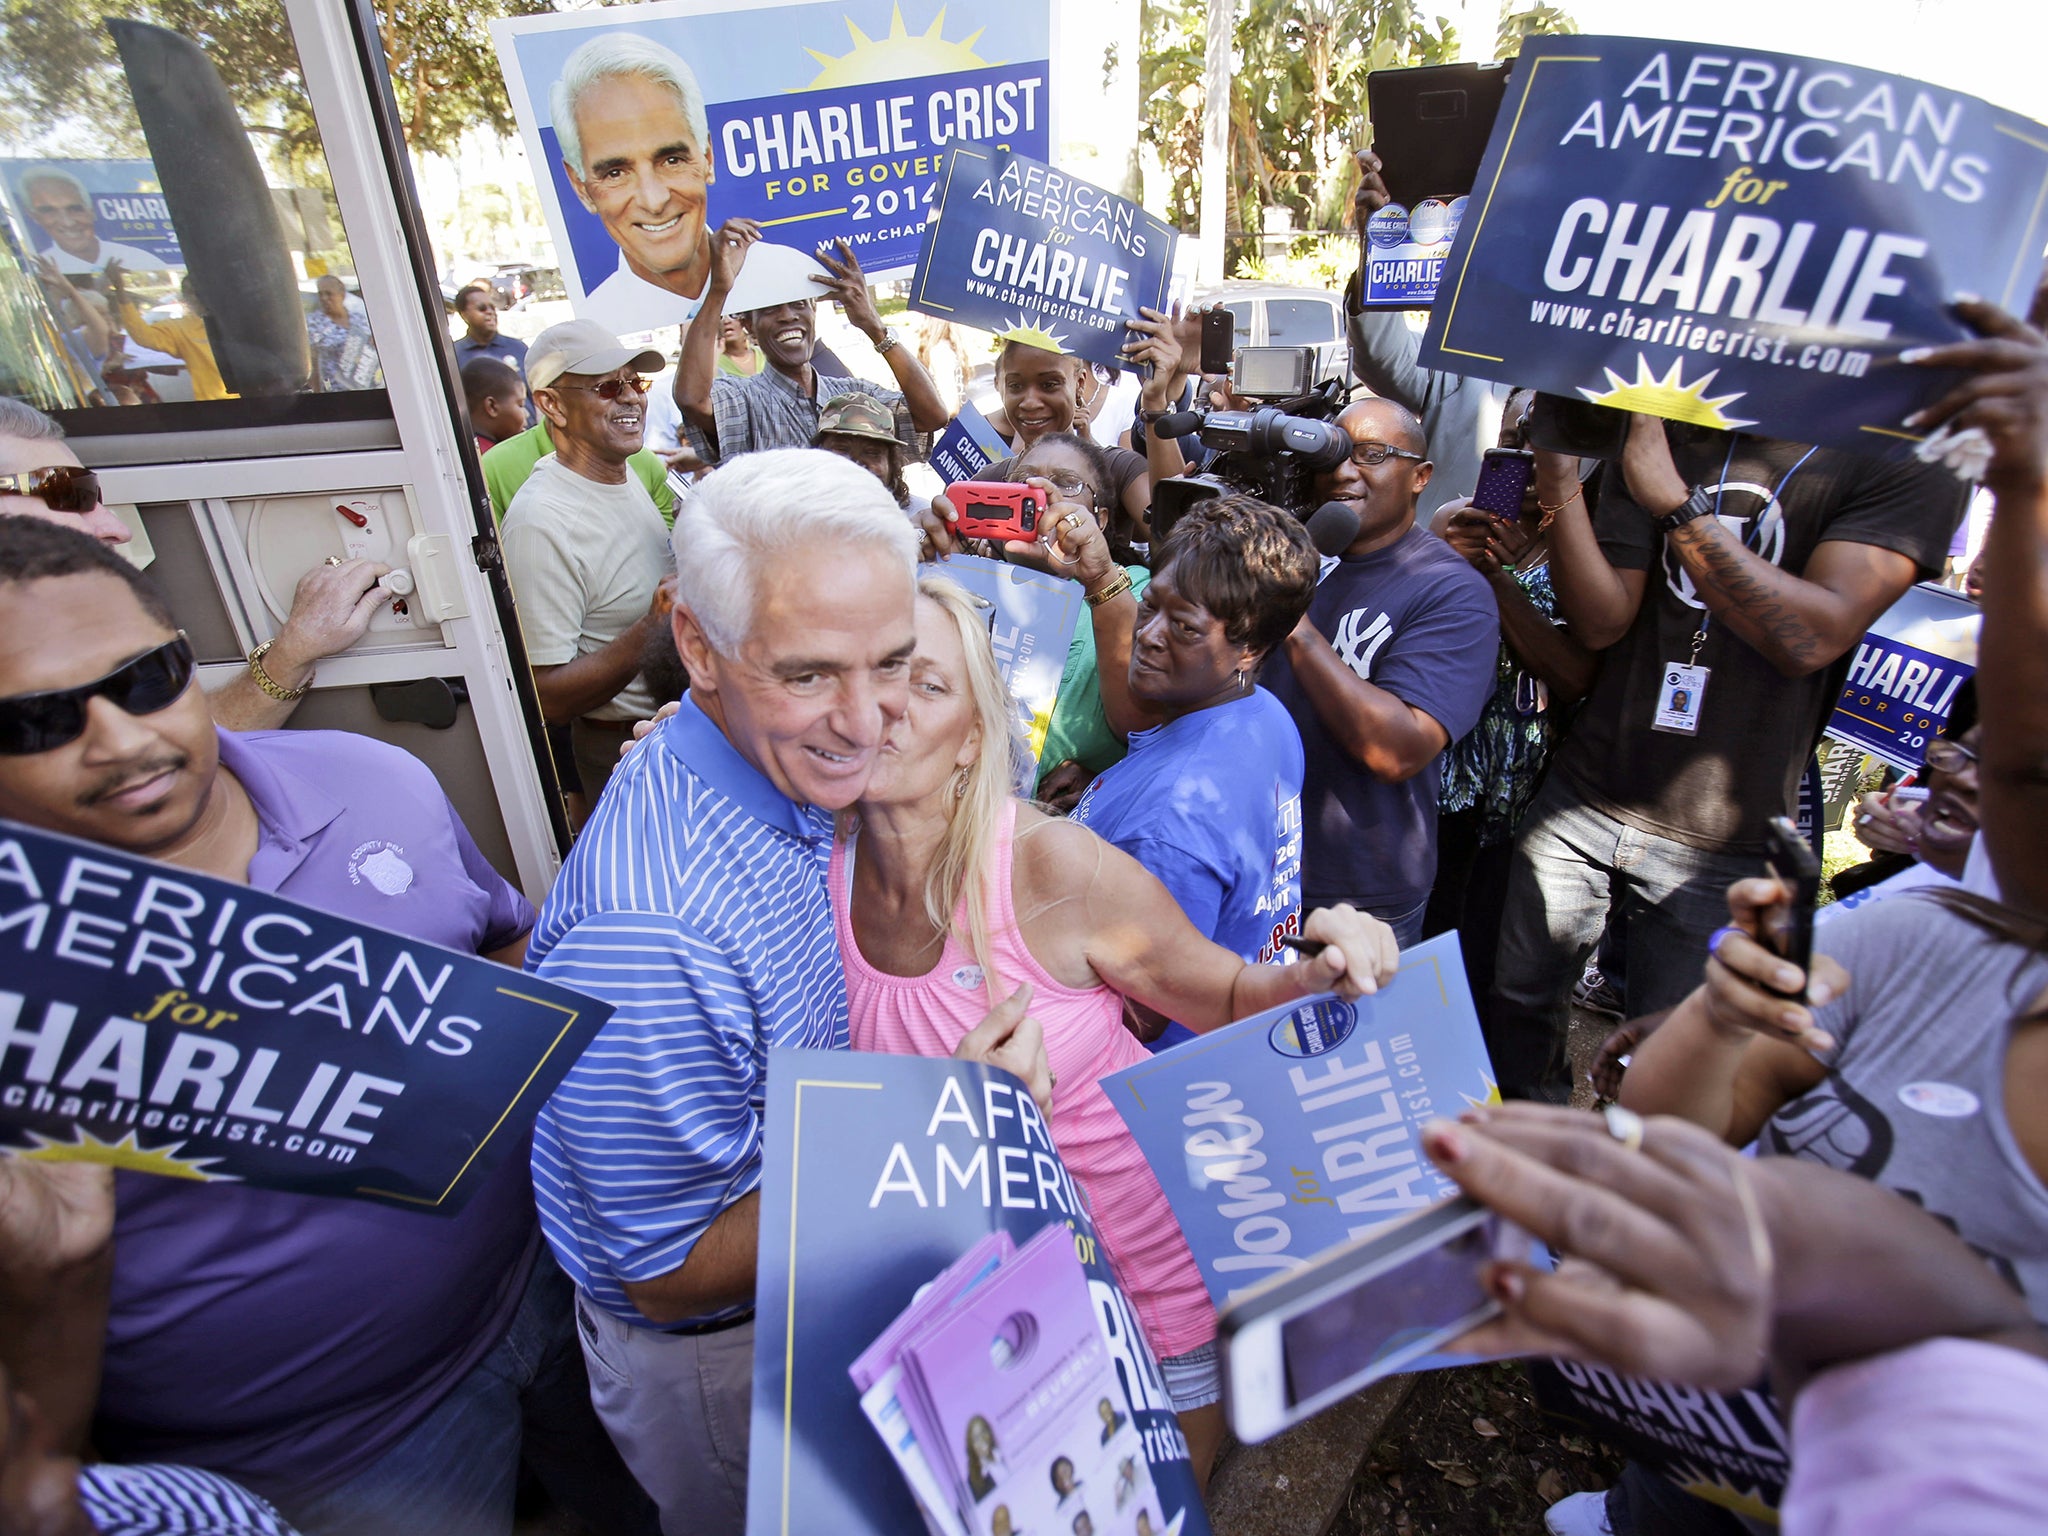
[491,264,565,308]
[1189,281,1349,389]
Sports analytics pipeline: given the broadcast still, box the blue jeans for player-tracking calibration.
[1306,892,1429,949]
[1488,779,1762,1102]
[278,1249,658,1536]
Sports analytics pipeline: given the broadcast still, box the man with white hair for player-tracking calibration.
[526,448,1046,1536]
[553,32,729,333]
[17,168,169,280]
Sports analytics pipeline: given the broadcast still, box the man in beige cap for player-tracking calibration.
[811,391,914,510]
[501,318,678,806]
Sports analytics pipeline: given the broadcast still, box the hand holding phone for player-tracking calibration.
[1700,873,1846,1052]
[943,481,1046,543]
[1470,447,1534,520]
[1760,816,1820,1001]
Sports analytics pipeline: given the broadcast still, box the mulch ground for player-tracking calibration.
[1328,1362,1623,1536]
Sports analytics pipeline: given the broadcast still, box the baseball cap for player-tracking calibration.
[816,392,901,446]
[526,318,665,391]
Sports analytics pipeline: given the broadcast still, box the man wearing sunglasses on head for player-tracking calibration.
[0,398,392,735]
[501,319,680,804]
[1262,397,1502,946]
[0,517,658,1536]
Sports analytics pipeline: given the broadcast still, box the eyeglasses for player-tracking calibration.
[1923,738,1978,775]
[553,375,650,401]
[0,465,101,513]
[1030,469,1095,502]
[0,633,194,756]
[1349,441,1425,467]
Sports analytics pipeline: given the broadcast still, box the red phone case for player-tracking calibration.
[945,481,1046,542]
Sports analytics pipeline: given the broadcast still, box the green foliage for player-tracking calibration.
[1140,0,1579,268]
[0,0,549,176]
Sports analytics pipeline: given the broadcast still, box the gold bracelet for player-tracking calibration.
[1084,571,1133,608]
[247,639,309,703]
[1535,486,1582,532]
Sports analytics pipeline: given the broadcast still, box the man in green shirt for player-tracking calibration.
[483,418,676,526]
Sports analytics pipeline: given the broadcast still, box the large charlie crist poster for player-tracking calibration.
[493,0,1053,337]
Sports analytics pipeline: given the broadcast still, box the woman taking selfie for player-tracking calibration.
[831,572,1396,1487]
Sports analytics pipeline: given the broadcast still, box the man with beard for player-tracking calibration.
[0,518,655,1536]
[1260,397,1501,946]
[500,319,676,804]
[674,221,949,464]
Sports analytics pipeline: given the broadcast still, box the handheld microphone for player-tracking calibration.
[1304,500,1360,556]
[1150,409,1206,438]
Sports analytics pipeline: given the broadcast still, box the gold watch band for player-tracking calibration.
[247,639,309,703]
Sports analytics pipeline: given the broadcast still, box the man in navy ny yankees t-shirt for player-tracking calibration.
[1263,398,1500,946]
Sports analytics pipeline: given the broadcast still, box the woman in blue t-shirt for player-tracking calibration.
[1047,493,1323,1048]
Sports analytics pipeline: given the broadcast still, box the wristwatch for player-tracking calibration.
[1653,484,1716,535]
[247,639,309,703]
[872,330,900,357]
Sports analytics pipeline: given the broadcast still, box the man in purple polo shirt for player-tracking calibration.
[0,518,655,1536]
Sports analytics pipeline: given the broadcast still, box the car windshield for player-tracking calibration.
[1266,297,1338,345]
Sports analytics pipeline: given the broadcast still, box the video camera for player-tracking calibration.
[1150,345,1364,555]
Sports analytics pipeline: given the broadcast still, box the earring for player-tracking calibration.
[1234,668,1246,688]
[952,767,970,799]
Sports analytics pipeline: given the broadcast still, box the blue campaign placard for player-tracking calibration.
[0,819,607,1212]
[911,145,1178,369]
[1418,37,2048,452]
[1362,197,1466,306]
[749,1047,1212,1536]
[494,0,1051,336]
[928,399,1009,482]
[1,158,185,272]
[922,553,1082,764]
[1102,933,1498,1308]
[1826,579,1978,770]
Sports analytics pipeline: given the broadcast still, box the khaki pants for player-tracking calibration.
[575,1289,754,1536]
[571,717,638,808]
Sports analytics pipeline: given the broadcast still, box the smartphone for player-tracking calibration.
[1526,392,1630,460]
[1762,814,1822,1000]
[944,481,1045,542]
[1219,1198,1507,1444]
[1470,447,1535,520]
[1200,307,1234,375]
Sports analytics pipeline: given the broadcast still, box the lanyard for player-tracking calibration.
[1686,438,1821,661]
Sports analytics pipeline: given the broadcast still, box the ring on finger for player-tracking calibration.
[323,555,345,567]
[1061,510,1087,533]
[1603,1103,1646,1154]
[1707,924,1744,957]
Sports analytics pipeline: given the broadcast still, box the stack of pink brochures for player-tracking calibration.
[851,1224,1167,1536]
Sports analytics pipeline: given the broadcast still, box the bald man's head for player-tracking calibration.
[1317,398,1433,555]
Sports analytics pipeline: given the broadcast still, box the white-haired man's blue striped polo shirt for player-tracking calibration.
[528,694,844,1326]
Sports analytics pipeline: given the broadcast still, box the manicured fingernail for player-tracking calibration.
[1422,1120,1467,1163]
[1808,1032,1837,1053]
[1491,1268,1525,1304]
[1902,410,1926,427]
[1780,1007,1805,1028]
[1952,291,1983,306]
[1899,347,1933,364]
[1777,967,1801,991]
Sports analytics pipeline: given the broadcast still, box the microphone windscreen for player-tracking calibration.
[1304,501,1360,556]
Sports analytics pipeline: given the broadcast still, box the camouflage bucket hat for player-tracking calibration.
[816,392,901,445]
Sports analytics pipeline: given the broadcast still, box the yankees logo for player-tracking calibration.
[1331,608,1394,679]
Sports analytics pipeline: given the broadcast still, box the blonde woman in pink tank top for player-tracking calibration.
[830,575,1399,1488]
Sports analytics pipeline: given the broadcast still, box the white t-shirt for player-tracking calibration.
[500,454,672,721]
[645,365,684,457]
[48,238,175,276]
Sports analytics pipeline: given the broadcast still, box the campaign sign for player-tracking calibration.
[1363,197,1466,306]
[749,1048,1212,1536]
[911,145,1177,369]
[493,0,1051,338]
[0,820,607,1212]
[1102,933,1498,1308]
[1417,37,2048,452]
[1826,579,1978,770]
[1,158,184,275]
[928,398,1008,482]
[923,553,1082,763]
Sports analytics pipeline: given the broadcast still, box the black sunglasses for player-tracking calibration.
[0,464,102,513]
[0,633,194,756]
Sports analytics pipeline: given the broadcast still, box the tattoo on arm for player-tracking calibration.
[1667,518,1825,668]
